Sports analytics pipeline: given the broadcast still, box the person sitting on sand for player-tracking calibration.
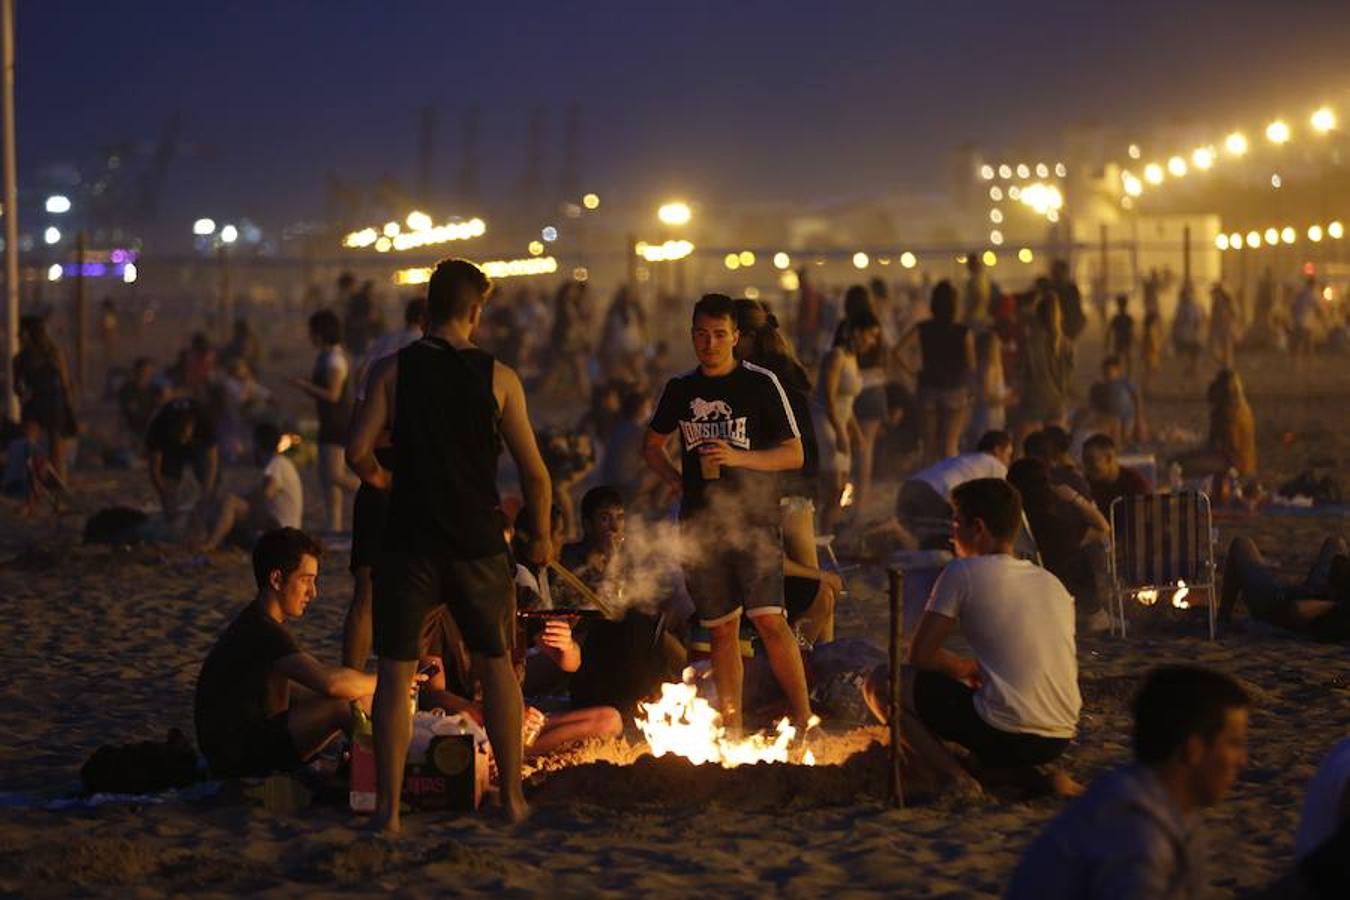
[1218,536,1350,641]
[1022,426,1093,499]
[891,430,1014,548]
[562,486,688,715]
[146,396,220,522]
[865,478,1082,794]
[1006,665,1251,899]
[418,604,622,758]
[193,423,303,553]
[194,528,378,778]
[1007,458,1112,633]
[1082,433,1150,516]
[1171,369,1257,499]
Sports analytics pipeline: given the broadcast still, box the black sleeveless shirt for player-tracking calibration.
[917,321,970,390]
[383,338,505,559]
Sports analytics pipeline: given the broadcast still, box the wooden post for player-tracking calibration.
[1182,224,1192,286]
[74,230,86,395]
[1,0,18,421]
[887,567,905,808]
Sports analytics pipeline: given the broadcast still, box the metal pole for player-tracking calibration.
[1,0,18,421]
[75,230,86,395]
[886,567,906,809]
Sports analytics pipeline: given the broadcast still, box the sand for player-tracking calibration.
[1,334,1349,897]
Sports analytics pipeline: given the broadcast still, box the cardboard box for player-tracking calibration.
[350,733,488,813]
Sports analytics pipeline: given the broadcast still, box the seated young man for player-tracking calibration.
[194,423,304,552]
[1218,535,1350,641]
[418,605,622,758]
[146,396,220,522]
[884,430,1015,549]
[864,478,1082,793]
[1007,666,1250,899]
[1082,432,1151,516]
[194,528,377,777]
[560,486,687,714]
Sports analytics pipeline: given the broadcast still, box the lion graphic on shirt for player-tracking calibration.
[689,398,733,421]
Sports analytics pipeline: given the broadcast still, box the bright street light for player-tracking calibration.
[582,193,600,210]
[657,201,692,226]
[1311,107,1337,134]
[1266,120,1291,144]
[219,224,239,244]
[45,195,71,214]
[43,226,60,245]
[193,217,216,236]
[1224,132,1248,156]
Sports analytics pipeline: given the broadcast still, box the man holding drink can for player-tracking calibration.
[643,294,812,733]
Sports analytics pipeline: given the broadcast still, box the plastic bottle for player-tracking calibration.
[349,702,376,813]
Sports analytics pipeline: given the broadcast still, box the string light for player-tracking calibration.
[1018,247,1034,263]
[899,252,917,268]
[394,255,558,285]
[1167,156,1188,177]
[1217,220,1348,250]
[635,239,694,262]
[343,216,485,251]
[1225,132,1248,156]
[1311,107,1336,134]
[852,251,870,269]
[1266,120,1291,144]
[773,252,791,269]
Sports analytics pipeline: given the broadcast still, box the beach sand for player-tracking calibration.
[1,340,1348,896]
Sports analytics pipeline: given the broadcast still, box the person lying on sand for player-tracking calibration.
[1218,536,1350,641]
[863,478,1083,797]
[194,528,379,778]
[1006,666,1251,899]
[192,424,303,553]
[417,605,622,759]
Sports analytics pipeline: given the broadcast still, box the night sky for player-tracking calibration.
[20,1,1350,244]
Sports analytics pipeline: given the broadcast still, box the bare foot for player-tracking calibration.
[501,793,532,826]
[1048,770,1085,797]
[367,812,401,835]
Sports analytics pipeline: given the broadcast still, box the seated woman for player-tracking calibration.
[1007,458,1112,632]
[417,605,622,759]
[1172,369,1257,498]
[1218,536,1350,641]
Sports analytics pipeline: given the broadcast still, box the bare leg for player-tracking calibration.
[708,617,746,731]
[200,494,249,552]
[286,694,355,761]
[472,652,529,823]
[749,611,811,727]
[857,420,882,513]
[371,657,415,834]
[781,503,820,571]
[343,567,374,669]
[527,706,623,756]
[943,404,969,459]
[920,406,940,465]
[794,580,836,645]
[319,444,359,532]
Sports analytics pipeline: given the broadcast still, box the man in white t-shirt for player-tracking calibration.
[195,423,304,552]
[895,430,1012,548]
[867,477,1081,794]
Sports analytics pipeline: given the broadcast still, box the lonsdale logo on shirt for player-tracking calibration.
[679,397,750,449]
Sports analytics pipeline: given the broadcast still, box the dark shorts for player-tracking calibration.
[681,526,785,627]
[917,386,969,413]
[913,670,1069,769]
[374,551,516,660]
[350,483,391,574]
[855,384,889,422]
[160,445,212,483]
[203,711,300,778]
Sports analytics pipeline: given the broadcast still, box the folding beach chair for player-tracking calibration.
[1108,491,1217,640]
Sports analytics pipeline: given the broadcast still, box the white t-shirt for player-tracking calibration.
[913,452,1008,499]
[925,554,1081,738]
[262,454,304,529]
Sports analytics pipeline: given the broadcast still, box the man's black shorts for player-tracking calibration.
[350,483,390,574]
[681,525,785,627]
[913,670,1068,769]
[373,551,515,660]
[203,711,300,778]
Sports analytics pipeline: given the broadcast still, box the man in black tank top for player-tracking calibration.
[347,260,552,831]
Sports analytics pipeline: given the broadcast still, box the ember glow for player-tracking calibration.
[1172,581,1190,609]
[840,482,855,508]
[636,668,818,768]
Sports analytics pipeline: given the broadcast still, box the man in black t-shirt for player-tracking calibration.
[644,294,812,733]
[145,396,219,522]
[194,528,377,778]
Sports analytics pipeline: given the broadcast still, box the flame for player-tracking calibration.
[1172,580,1190,609]
[1137,588,1159,606]
[276,433,303,453]
[840,482,855,508]
[636,668,818,768]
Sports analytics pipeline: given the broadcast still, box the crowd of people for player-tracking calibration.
[2,251,1347,895]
